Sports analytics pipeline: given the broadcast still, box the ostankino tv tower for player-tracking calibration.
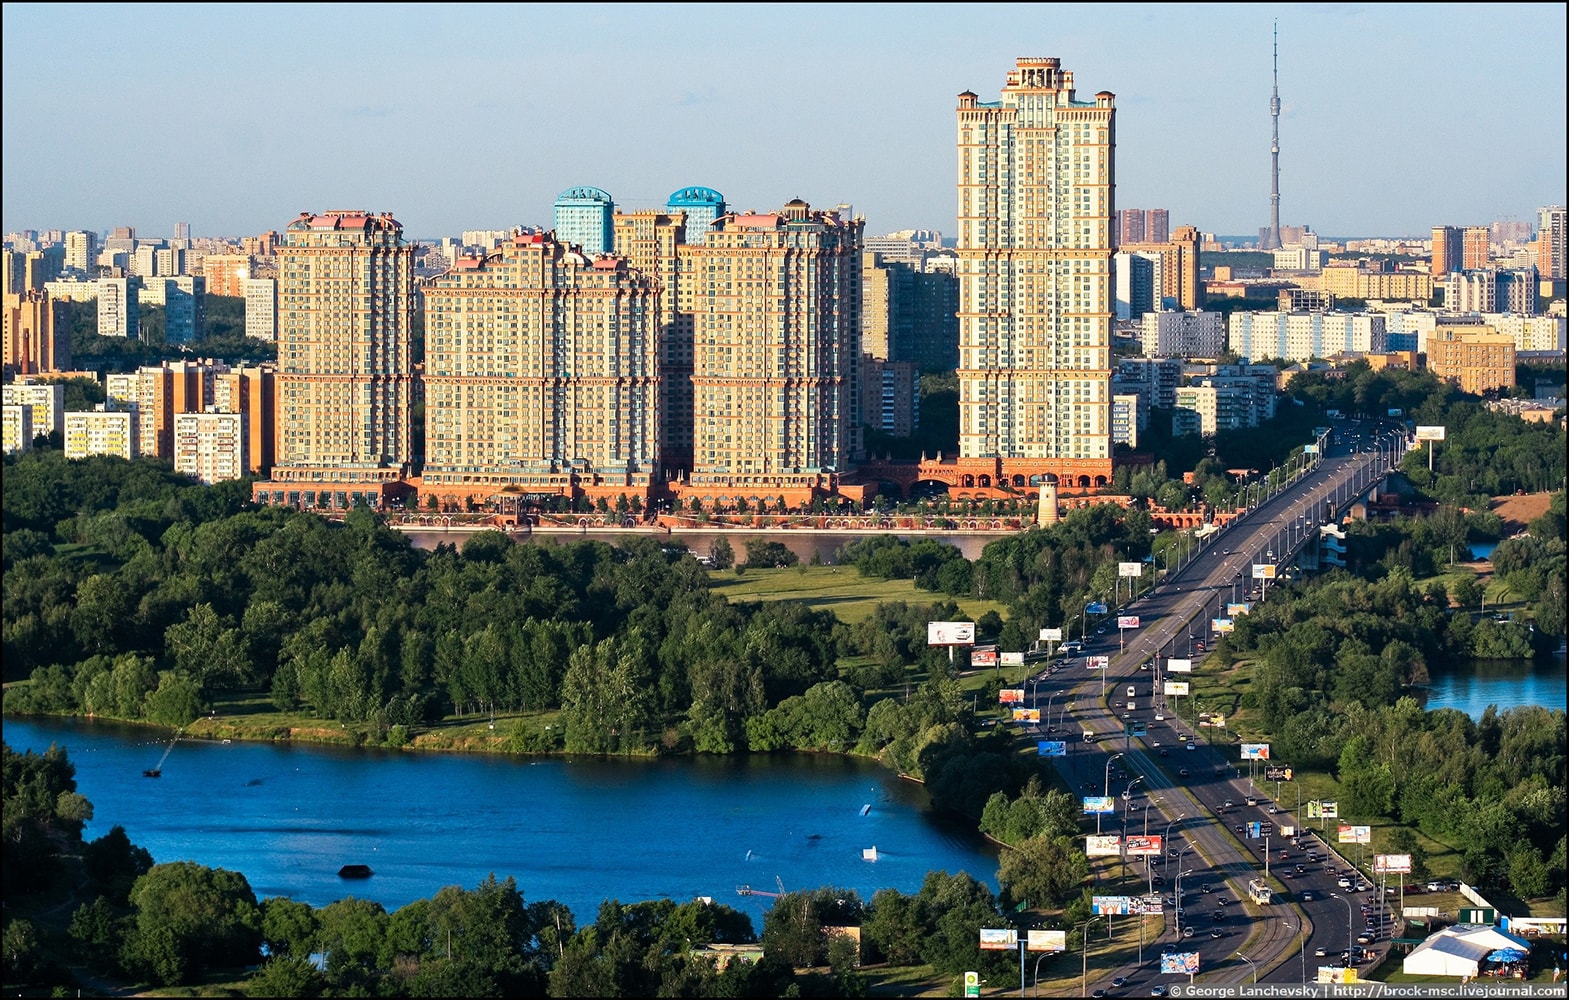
[1264,21,1283,250]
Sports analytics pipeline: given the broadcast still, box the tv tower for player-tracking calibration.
[1264,21,1282,250]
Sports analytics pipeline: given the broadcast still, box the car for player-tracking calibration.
[1268,805,1278,813]
[1338,877,1352,888]
[1097,625,1108,635]
[1179,768,1190,777]
[1282,871,1294,879]
[1210,928,1224,939]
[1186,742,1196,750]
[1154,712,1166,720]
[1223,799,1234,808]
[1213,910,1225,922]
[1151,987,1168,998]
[1302,891,1314,901]
[1216,897,1229,906]
[1315,947,1328,957]
[1295,864,1306,874]
[1091,991,1106,999]
[1182,925,1195,937]
[1159,749,1169,757]
[1357,934,1371,944]
[1112,977,1127,988]
[1200,884,1213,893]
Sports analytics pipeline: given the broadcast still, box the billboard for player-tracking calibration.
[1212,618,1235,634]
[970,647,998,667]
[1086,835,1122,857]
[1085,601,1109,615]
[1387,408,1404,417]
[999,688,1024,704]
[1246,821,1264,839]
[1226,602,1252,616]
[979,928,1017,951]
[1087,655,1110,670]
[1375,854,1413,874]
[1241,743,1271,760]
[1338,825,1372,844]
[1037,741,1068,757]
[1125,835,1162,856]
[1303,443,1319,454]
[928,621,975,646]
[1001,652,1025,667]
[1117,615,1140,629]
[1093,895,1136,915]
[1082,796,1116,814]
[1307,800,1340,819]
[1166,658,1193,673]
[1119,561,1144,578]
[1012,708,1041,722]
[1027,929,1067,953]
[1160,952,1200,975]
[1415,425,1446,441]
[1264,766,1294,782]
[1164,681,1191,696]
[1252,563,1277,580]
[1318,966,1359,984]
[1040,627,1063,642]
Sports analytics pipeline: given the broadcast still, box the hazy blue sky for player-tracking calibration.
[4,3,1564,241]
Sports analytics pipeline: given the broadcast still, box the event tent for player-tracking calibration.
[1402,925,1532,978]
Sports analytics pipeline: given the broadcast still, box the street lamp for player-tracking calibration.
[1331,893,1354,964]
[1099,753,1125,835]
[1284,919,1306,984]
[1172,856,1195,940]
[1079,917,1095,997]
[1235,951,1257,983]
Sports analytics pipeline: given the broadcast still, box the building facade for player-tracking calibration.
[242,277,277,340]
[860,355,920,438]
[1226,311,1387,362]
[173,411,248,484]
[64,408,138,460]
[97,277,140,338]
[553,187,615,257]
[254,211,415,510]
[1538,205,1566,281]
[1,381,65,440]
[1432,226,1463,277]
[1428,327,1516,394]
[3,290,71,374]
[955,57,1116,489]
[666,187,727,247]
[1141,310,1224,359]
[1462,226,1491,270]
[612,210,692,478]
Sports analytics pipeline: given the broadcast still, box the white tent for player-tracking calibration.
[1402,925,1532,978]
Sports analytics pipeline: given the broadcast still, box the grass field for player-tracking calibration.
[706,564,1008,625]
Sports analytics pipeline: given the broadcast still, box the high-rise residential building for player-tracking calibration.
[2,381,65,439]
[1428,326,1516,394]
[140,275,205,344]
[173,411,247,484]
[1445,270,1498,313]
[684,200,863,504]
[3,249,62,295]
[1120,226,1202,310]
[201,253,253,297]
[2,403,33,454]
[1462,226,1491,270]
[1539,205,1566,281]
[1111,393,1141,448]
[1141,310,1225,359]
[612,210,691,477]
[861,252,960,371]
[1114,208,1170,249]
[241,277,277,340]
[97,277,140,338]
[3,289,71,374]
[553,187,615,256]
[173,222,191,242]
[956,57,1116,489]
[1113,251,1160,320]
[1146,208,1169,244]
[1117,209,1145,246]
[422,232,659,508]
[666,187,727,247]
[860,356,920,438]
[1437,224,1468,274]
[212,365,277,473]
[64,231,97,273]
[103,359,219,459]
[254,211,415,510]
[1226,311,1387,362]
[65,408,138,460]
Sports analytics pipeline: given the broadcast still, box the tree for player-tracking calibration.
[708,536,734,571]
[997,835,1089,909]
[122,862,262,985]
[246,954,326,998]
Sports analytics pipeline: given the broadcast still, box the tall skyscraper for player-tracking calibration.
[254,211,415,510]
[1431,226,1464,277]
[553,187,615,256]
[613,210,692,477]
[421,232,659,508]
[1462,226,1491,270]
[956,57,1115,488]
[685,200,863,504]
[1539,205,1566,281]
[666,186,727,247]
[1262,22,1283,251]
[1146,208,1170,244]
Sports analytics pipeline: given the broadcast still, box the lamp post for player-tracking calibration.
[1099,753,1124,835]
[1079,917,1095,997]
[1172,858,1194,941]
[1285,919,1306,984]
[1331,893,1354,964]
[1235,951,1257,983]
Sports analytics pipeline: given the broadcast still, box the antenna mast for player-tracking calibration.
[1267,20,1282,250]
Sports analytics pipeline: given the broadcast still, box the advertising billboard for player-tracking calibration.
[1264,766,1294,782]
[1125,835,1162,856]
[970,647,997,667]
[1241,743,1271,760]
[1012,708,1041,722]
[1117,615,1140,629]
[1001,689,1025,705]
[1087,655,1110,670]
[1226,602,1252,616]
[1040,627,1063,642]
[1119,561,1144,578]
[1166,658,1193,673]
[978,928,1017,950]
[1247,821,1264,839]
[1318,966,1359,984]
[1037,741,1067,757]
[1212,618,1235,634]
[1085,601,1109,615]
[1303,443,1319,454]
[1415,425,1446,441]
[1321,801,1339,819]
[1027,929,1067,952]
[1086,835,1121,857]
[1001,652,1025,667]
[1093,896,1135,915]
[1252,563,1277,580]
[927,621,975,646]
[1338,825,1372,844]
[1374,854,1413,874]
[1160,952,1200,975]
[1163,681,1191,696]
[1082,796,1116,814]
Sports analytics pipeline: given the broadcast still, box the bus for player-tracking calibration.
[1247,878,1273,905]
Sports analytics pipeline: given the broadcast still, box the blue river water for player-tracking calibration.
[4,717,997,924]
[1417,654,1567,719]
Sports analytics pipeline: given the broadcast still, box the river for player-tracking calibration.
[1416,653,1567,719]
[4,717,998,924]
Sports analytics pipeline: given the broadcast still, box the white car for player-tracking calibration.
[1186,742,1196,750]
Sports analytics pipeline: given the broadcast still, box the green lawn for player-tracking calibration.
[706,564,1007,625]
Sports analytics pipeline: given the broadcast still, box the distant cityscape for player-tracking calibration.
[3,56,1565,515]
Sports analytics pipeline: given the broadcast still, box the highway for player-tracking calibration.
[1022,422,1409,992]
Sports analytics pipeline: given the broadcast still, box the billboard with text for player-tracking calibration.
[1087,655,1110,670]
[1374,854,1413,874]
[1082,796,1116,814]
[1040,627,1063,642]
[1037,741,1067,757]
[1415,425,1446,441]
[1125,835,1162,856]
[1119,561,1144,578]
[1227,603,1252,616]
[979,928,1017,950]
[1160,952,1200,975]
[1241,743,1271,760]
[1093,895,1136,915]
[1117,615,1140,629]
[1164,681,1191,696]
[928,621,975,646]
[1212,618,1235,633]
[999,688,1024,704]
[970,647,997,667]
[1264,766,1294,782]
[1166,658,1193,673]
[1012,708,1040,722]
[1001,651,1025,666]
[1086,835,1121,856]
[1027,929,1066,952]
[1252,563,1277,580]
[1338,825,1372,844]
[1085,602,1108,615]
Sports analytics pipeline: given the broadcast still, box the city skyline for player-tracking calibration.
[3,4,1564,241]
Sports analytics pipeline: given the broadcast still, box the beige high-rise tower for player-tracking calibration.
[955,58,1115,490]
[253,211,414,510]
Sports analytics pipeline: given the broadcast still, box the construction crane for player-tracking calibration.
[736,876,786,898]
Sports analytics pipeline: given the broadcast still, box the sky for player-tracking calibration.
[3,3,1565,242]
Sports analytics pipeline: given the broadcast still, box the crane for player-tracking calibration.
[736,876,786,898]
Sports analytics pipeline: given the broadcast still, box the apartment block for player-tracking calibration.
[421,232,659,507]
[666,186,727,247]
[1120,226,1202,312]
[254,212,415,510]
[1481,313,1566,352]
[3,290,71,374]
[554,187,615,256]
[956,58,1116,489]
[612,210,691,477]
[1428,327,1516,394]
[212,365,277,473]
[860,355,920,438]
[64,231,97,273]
[861,252,960,371]
[173,411,248,484]
[1114,356,1183,410]
[1227,311,1387,362]
[1462,226,1491,270]
[1141,310,1225,359]
[241,277,277,340]
[2,380,65,439]
[1114,251,1160,320]
[97,277,140,338]
[65,408,138,460]
[1539,205,1566,281]
[201,253,253,297]
[1432,227,1463,277]
[1111,393,1141,448]
[140,275,205,344]
[2,403,33,453]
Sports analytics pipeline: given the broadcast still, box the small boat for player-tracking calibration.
[143,736,178,778]
[338,864,374,879]
[863,846,879,861]
[142,769,161,778]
